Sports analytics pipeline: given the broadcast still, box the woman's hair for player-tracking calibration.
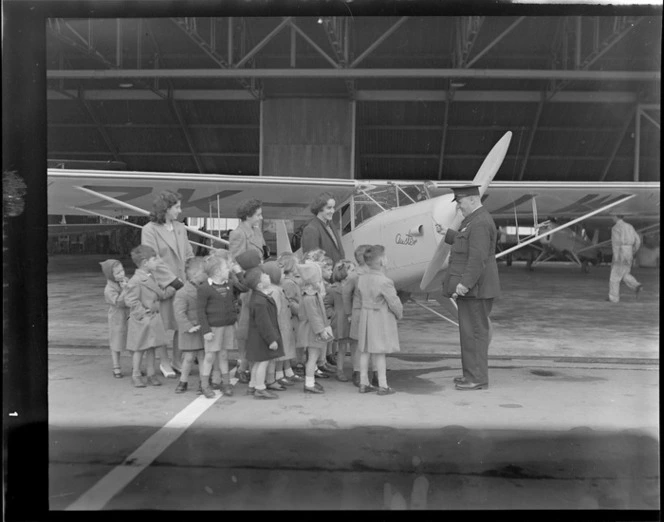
[149,190,182,224]
[363,244,386,267]
[277,252,299,275]
[236,198,263,221]
[310,192,335,215]
[303,248,326,263]
[354,244,372,265]
[130,245,157,268]
[332,259,355,283]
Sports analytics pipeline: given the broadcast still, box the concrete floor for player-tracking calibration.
[47,255,660,510]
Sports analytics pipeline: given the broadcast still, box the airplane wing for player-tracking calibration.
[47,169,371,219]
[47,223,125,236]
[429,181,660,227]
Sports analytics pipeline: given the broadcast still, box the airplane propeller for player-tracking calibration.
[419,131,512,292]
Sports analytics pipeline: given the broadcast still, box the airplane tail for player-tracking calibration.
[275,219,293,256]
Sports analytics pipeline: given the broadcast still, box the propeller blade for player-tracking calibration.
[473,131,512,195]
[420,235,452,291]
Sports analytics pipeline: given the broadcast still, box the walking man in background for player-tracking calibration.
[608,213,642,303]
[435,185,500,391]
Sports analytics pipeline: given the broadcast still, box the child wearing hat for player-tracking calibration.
[244,267,285,399]
[99,259,130,378]
[298,262,334,394]
[124,245,176,388]
[356,245,403,395]
[234,249,263,384]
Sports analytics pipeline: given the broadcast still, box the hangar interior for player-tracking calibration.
[47,15,661,183]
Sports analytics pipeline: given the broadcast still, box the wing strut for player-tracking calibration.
[70,206,217,251]
[496,194,636,259]
[74,185,229,246]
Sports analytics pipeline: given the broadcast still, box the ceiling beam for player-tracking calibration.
[516,93,545,181]
[47,68,660,81]
[235,17,292,69]
[465,17,526,68]
[50,151,257,157]
[350,17,409,68]
[288,20,340,69]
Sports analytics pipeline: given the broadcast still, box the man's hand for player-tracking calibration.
[268,341,278,351]
[188,325,201,333]
[204,332,214,342]
[455,283,469,297]
[434,223,447,236]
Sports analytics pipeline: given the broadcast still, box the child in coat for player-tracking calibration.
[173,256,206,394]
[356,245,403,396]
[298,263,333,394]
[244,267,285,400]
[234,249,263,384]
[278,252,306,381]
[342,244,376,387]
[329,259,355,382]
[124,245,176,388]
[100,259,129,378]
[317,256,337,378]
[197,255,245,399]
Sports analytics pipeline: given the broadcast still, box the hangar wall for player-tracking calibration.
[261,98,355,179]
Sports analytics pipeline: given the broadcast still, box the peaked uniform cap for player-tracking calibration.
[451,185,480,201]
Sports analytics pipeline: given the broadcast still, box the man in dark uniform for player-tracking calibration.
[435,185,500,390]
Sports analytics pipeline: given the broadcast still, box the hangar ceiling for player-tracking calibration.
[46,16,661,182]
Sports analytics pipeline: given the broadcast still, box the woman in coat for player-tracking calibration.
[301,192,345,264]
[141,189,194,377]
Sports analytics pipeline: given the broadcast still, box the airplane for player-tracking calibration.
[47,131,660,326]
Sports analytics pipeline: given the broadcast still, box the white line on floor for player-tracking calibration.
[65,393,222,510]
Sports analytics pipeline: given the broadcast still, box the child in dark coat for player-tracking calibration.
[244,267,285,400]
[124,245,176,388]
[100,259,129,378]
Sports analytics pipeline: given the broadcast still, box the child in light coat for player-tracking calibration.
[278,252,306,381]
[356,245,403,396]
[172,256,206,394]
[100,259,129,378]
[298,263,333,394]
[124,245,176,388]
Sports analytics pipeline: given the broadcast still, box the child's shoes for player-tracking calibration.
[352,371,360,387]
[132,376,146,388]
[246,386,256,395]
[277,377,295,387]
[266,381,286,391]
[222,384,234,396]
[377,386,396,396]
[336,371,349,382]
[314,369,330,379]
[254,389,278,400]
[175,381,188,394]
[359,384,377,394]
[286,374,305,383]
[200,384,216,399]
[304,383,325,394]
[147,375,162,386]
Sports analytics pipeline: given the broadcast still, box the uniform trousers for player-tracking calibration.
[456,297,493,384]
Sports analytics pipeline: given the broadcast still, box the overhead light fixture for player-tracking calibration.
[119,82,133,88]
[317,17,323,24]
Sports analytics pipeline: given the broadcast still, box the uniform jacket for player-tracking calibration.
[301,216,345,264]
[103,281,129,352]
[142,220,194,329]
[124,269,174,351]
[173,281,204,351]
[298,288,331,350]
[228,221,266,260]
[356,269,402,354]
[612,219,641,266]
[442,206,500,299]
[245,290,285,362]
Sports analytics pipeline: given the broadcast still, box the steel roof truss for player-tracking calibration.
[349,17,409,69]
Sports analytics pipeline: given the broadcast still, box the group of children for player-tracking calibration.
[100,241,404,399]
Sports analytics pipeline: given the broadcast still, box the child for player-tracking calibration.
[329,259,355,382]
[356,245,403,395]
[342,244,375,387]
[317,256,337,378]
[277,253,306,381]
[196,255,245,399]
[262,261,300,388]
[234,249,263,385]
[100,259,129,378]
[244,267,285,399]
[125,245,176,388]
[298,262,334,394]
[172,257,206,394]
